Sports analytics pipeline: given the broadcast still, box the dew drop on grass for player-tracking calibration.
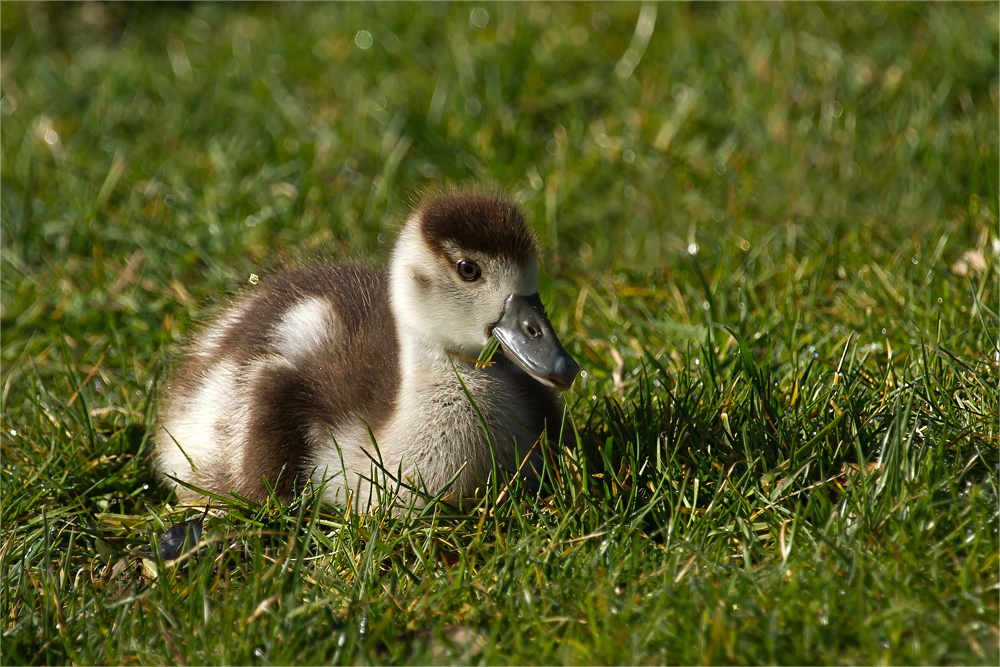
[253,646,266,658]
[580,370,587,378]
[911,256,919,264]
[881,328,886,335]
[248,273,259,285]
[694,358,699,365]
[469,7,489,29]
[687,243,699,255]
[8,430,15,436]
[592,395,597,401]
[881,641,889,650]
[592,12,610,31]
[355,30,373,50]
[44,129,59,145]
[714,161,726,174]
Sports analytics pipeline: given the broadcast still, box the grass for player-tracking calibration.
[1,1,998,664]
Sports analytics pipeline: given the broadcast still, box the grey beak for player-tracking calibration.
[490,293,580,391]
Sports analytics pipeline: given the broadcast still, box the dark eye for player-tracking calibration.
[456,259,481,281]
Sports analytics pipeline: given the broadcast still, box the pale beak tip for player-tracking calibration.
[550,353,580,391]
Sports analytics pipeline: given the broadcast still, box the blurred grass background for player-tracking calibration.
[1,2,998,665]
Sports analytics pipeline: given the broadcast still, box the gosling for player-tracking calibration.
[154,191,580,511]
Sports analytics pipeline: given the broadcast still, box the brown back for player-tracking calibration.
[170,265,400,499]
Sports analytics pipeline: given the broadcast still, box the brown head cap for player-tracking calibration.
[417,192,538,264]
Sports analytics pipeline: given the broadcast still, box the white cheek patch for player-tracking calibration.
[390,218,542,355]
[271,297,336,361]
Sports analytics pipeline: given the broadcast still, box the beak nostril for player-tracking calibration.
[525,325,540,338]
